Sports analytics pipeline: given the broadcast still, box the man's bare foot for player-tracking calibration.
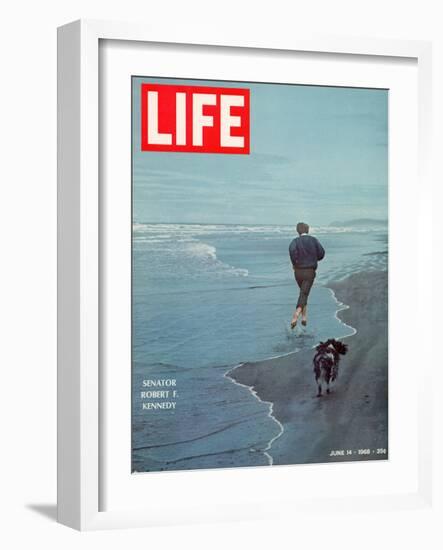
[290,319,297,329]
[301,319,307,326]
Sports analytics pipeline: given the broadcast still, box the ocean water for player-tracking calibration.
[132,223,388,472]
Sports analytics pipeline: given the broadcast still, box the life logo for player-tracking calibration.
[140,83,250,154]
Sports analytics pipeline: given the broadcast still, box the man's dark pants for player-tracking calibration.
[294,267,316,308]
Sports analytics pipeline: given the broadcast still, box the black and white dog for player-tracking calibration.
[313,339,348,397]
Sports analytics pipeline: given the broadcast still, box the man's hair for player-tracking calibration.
[296,222,309,235]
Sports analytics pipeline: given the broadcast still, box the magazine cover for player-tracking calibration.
[131,76,388,473]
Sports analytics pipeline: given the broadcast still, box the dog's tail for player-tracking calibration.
[315,341,329,353]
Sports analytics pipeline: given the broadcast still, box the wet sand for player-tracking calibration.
[227,270,388,465]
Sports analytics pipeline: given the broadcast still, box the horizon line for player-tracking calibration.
[133,219,388,227]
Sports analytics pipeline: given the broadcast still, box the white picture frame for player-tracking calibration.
[57,19,433,531]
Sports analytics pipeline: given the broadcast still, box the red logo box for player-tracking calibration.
[140,83,250,154]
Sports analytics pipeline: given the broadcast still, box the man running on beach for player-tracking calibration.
[289,222,325,329]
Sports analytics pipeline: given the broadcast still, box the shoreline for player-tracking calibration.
[326,286,357,341]
[227,269,388,465]
[223,366,284,465]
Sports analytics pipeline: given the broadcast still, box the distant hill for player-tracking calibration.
[329,218,388,228]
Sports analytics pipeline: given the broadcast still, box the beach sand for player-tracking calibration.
[227,270,388,465]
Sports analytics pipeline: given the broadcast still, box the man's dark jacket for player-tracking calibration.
[289,234,325,270]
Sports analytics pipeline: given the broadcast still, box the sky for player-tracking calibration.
[132,76,388,226]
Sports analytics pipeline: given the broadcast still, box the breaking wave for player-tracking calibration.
[182,241,249,277]
[133,224,249,279]
[133,222,385,240]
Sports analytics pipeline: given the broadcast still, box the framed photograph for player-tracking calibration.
[57,20,433,530]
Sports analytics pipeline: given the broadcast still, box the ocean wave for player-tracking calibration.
[133,222,386,240]
[134,233,249,279]
[184,241,248,277]
[185,241,217,261]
